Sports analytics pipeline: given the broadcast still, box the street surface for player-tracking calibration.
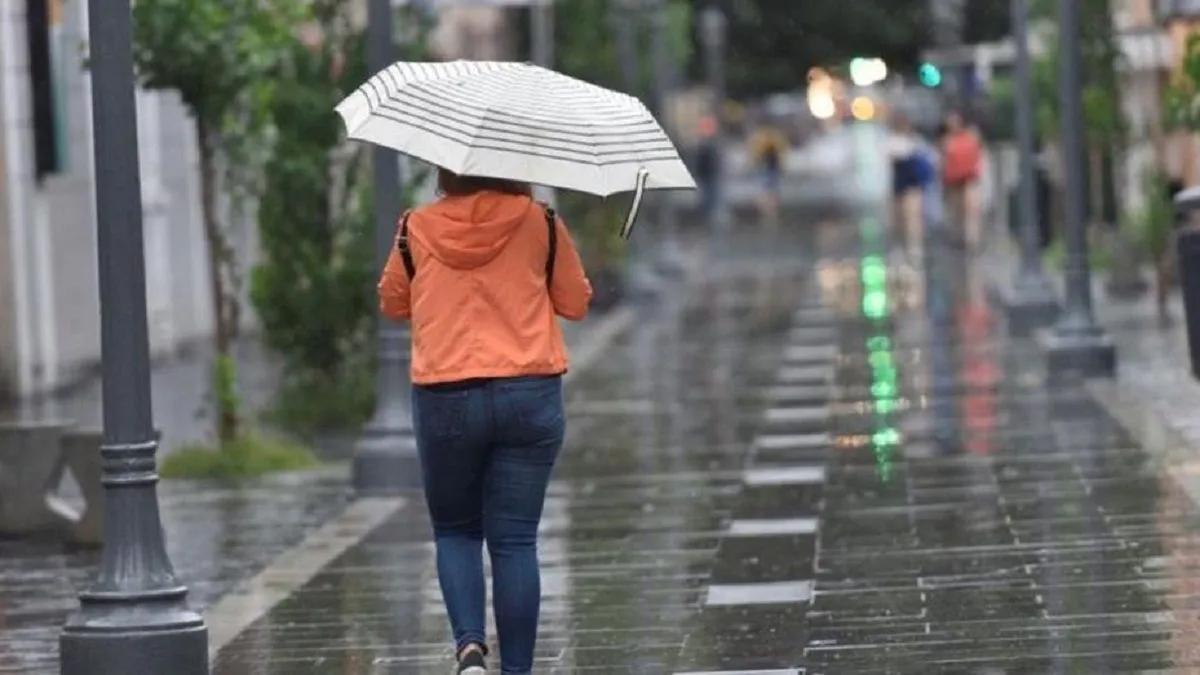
[6,126,1200,673]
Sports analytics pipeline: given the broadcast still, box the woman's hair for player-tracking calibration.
[437,168,532,197]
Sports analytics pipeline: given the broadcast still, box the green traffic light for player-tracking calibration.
[919,63,942,88]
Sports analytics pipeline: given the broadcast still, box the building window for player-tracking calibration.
[25,0,65,182]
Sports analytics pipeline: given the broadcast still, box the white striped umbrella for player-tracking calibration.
[335,60,696,237]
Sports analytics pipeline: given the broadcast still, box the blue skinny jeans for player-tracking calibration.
[412,375,564,675]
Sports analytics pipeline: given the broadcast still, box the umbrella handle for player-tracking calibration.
[620,168,649,240]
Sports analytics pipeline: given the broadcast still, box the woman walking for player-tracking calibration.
[941,109,984,251]
[378,169,592,674]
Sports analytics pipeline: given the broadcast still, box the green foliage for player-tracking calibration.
[213,354,241,440]
[263,360,376,436]
[251,34,373,378]
[555,0,690,97]
[133,0,309,442]
[1044,230,1114,273]
[251,4,430,433]
[1124,172,1175,261]
[556,0,623,90]
[1167,34,1200,131]
[704,0,930,98]
[131,0,304,123]
[986,75,1016,142]
[557,191,629,273]
[1030,0,1124,145]
[160,433,318,479]
[963,0,1010,45]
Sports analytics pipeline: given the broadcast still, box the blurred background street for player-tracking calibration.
[9,0,1200,673]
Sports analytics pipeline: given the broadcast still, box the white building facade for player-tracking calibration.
[0,0,218,400]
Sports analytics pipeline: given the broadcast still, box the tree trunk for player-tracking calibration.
[197,120,240,442]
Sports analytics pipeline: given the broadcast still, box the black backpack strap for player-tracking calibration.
[396,210,415,280]
[544,205,557,286]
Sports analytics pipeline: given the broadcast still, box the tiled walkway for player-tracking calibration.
[14,126,1200,672]
[805,242,1200,673]
[0,468,351,673]
[211,227,833,674]
[212,218,1200,673]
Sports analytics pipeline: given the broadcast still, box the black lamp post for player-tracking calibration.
[59,2,208,672]
[1002,0,1059,333]
[1040,0,1115,375]
[354,0,420,494]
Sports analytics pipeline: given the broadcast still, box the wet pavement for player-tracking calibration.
[211,227,833,674]
[215,133,1200,672]
[0,468,351,674]
[12,125,1200,674]
[804,243,1200,673]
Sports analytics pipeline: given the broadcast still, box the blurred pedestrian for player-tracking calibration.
[888,113,935,260]
[749,124,789,225]
[941,109,984,251]
[694,114,721,224]
[378,169,592,675]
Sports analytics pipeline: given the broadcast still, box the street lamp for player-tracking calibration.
[531,0,555,70]
[59,2,207,672]
[699,4,728,232]
[1041,0,1115,375]
[354,0,420,494]
[1002,0,1058,333]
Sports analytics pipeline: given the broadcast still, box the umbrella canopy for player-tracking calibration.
[335,60,696,200]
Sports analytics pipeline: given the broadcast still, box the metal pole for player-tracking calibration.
[60,2,207,672]
[531,0,555,70]
[1042,0,1114,375]
[649,0,686,275]
[700,5,728,233]
[354,0,420,494]
[611,0,640,96]
[1004,0,1058,332]
[531,1,557,207]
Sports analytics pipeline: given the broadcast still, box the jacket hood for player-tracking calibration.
[410,191,535,270]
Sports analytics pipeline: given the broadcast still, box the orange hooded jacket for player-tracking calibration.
[378,191,592,385]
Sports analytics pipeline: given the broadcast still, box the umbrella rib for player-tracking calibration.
[415,80,654,130]
[458,78,646,117]
[369,109,678,166]
[379,91,668,148]
[365,76,385,111]
[373,105,676,160]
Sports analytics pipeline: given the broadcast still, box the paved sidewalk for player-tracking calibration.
[16,124,1200,672]
[984,239,1200,504]
[0,308,634,675]
[805,238,1200,672]
[211,226,835,674]
[0,468,350,674]
[208,223,1200,673]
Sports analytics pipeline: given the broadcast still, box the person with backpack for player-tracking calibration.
[941,109,985,251]
[378,169,592,674]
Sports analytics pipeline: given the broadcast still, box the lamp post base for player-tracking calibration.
[353,428,421,495]
[999,280,1059,336]
[1039,328,1116,377]
[61,605,207,675]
